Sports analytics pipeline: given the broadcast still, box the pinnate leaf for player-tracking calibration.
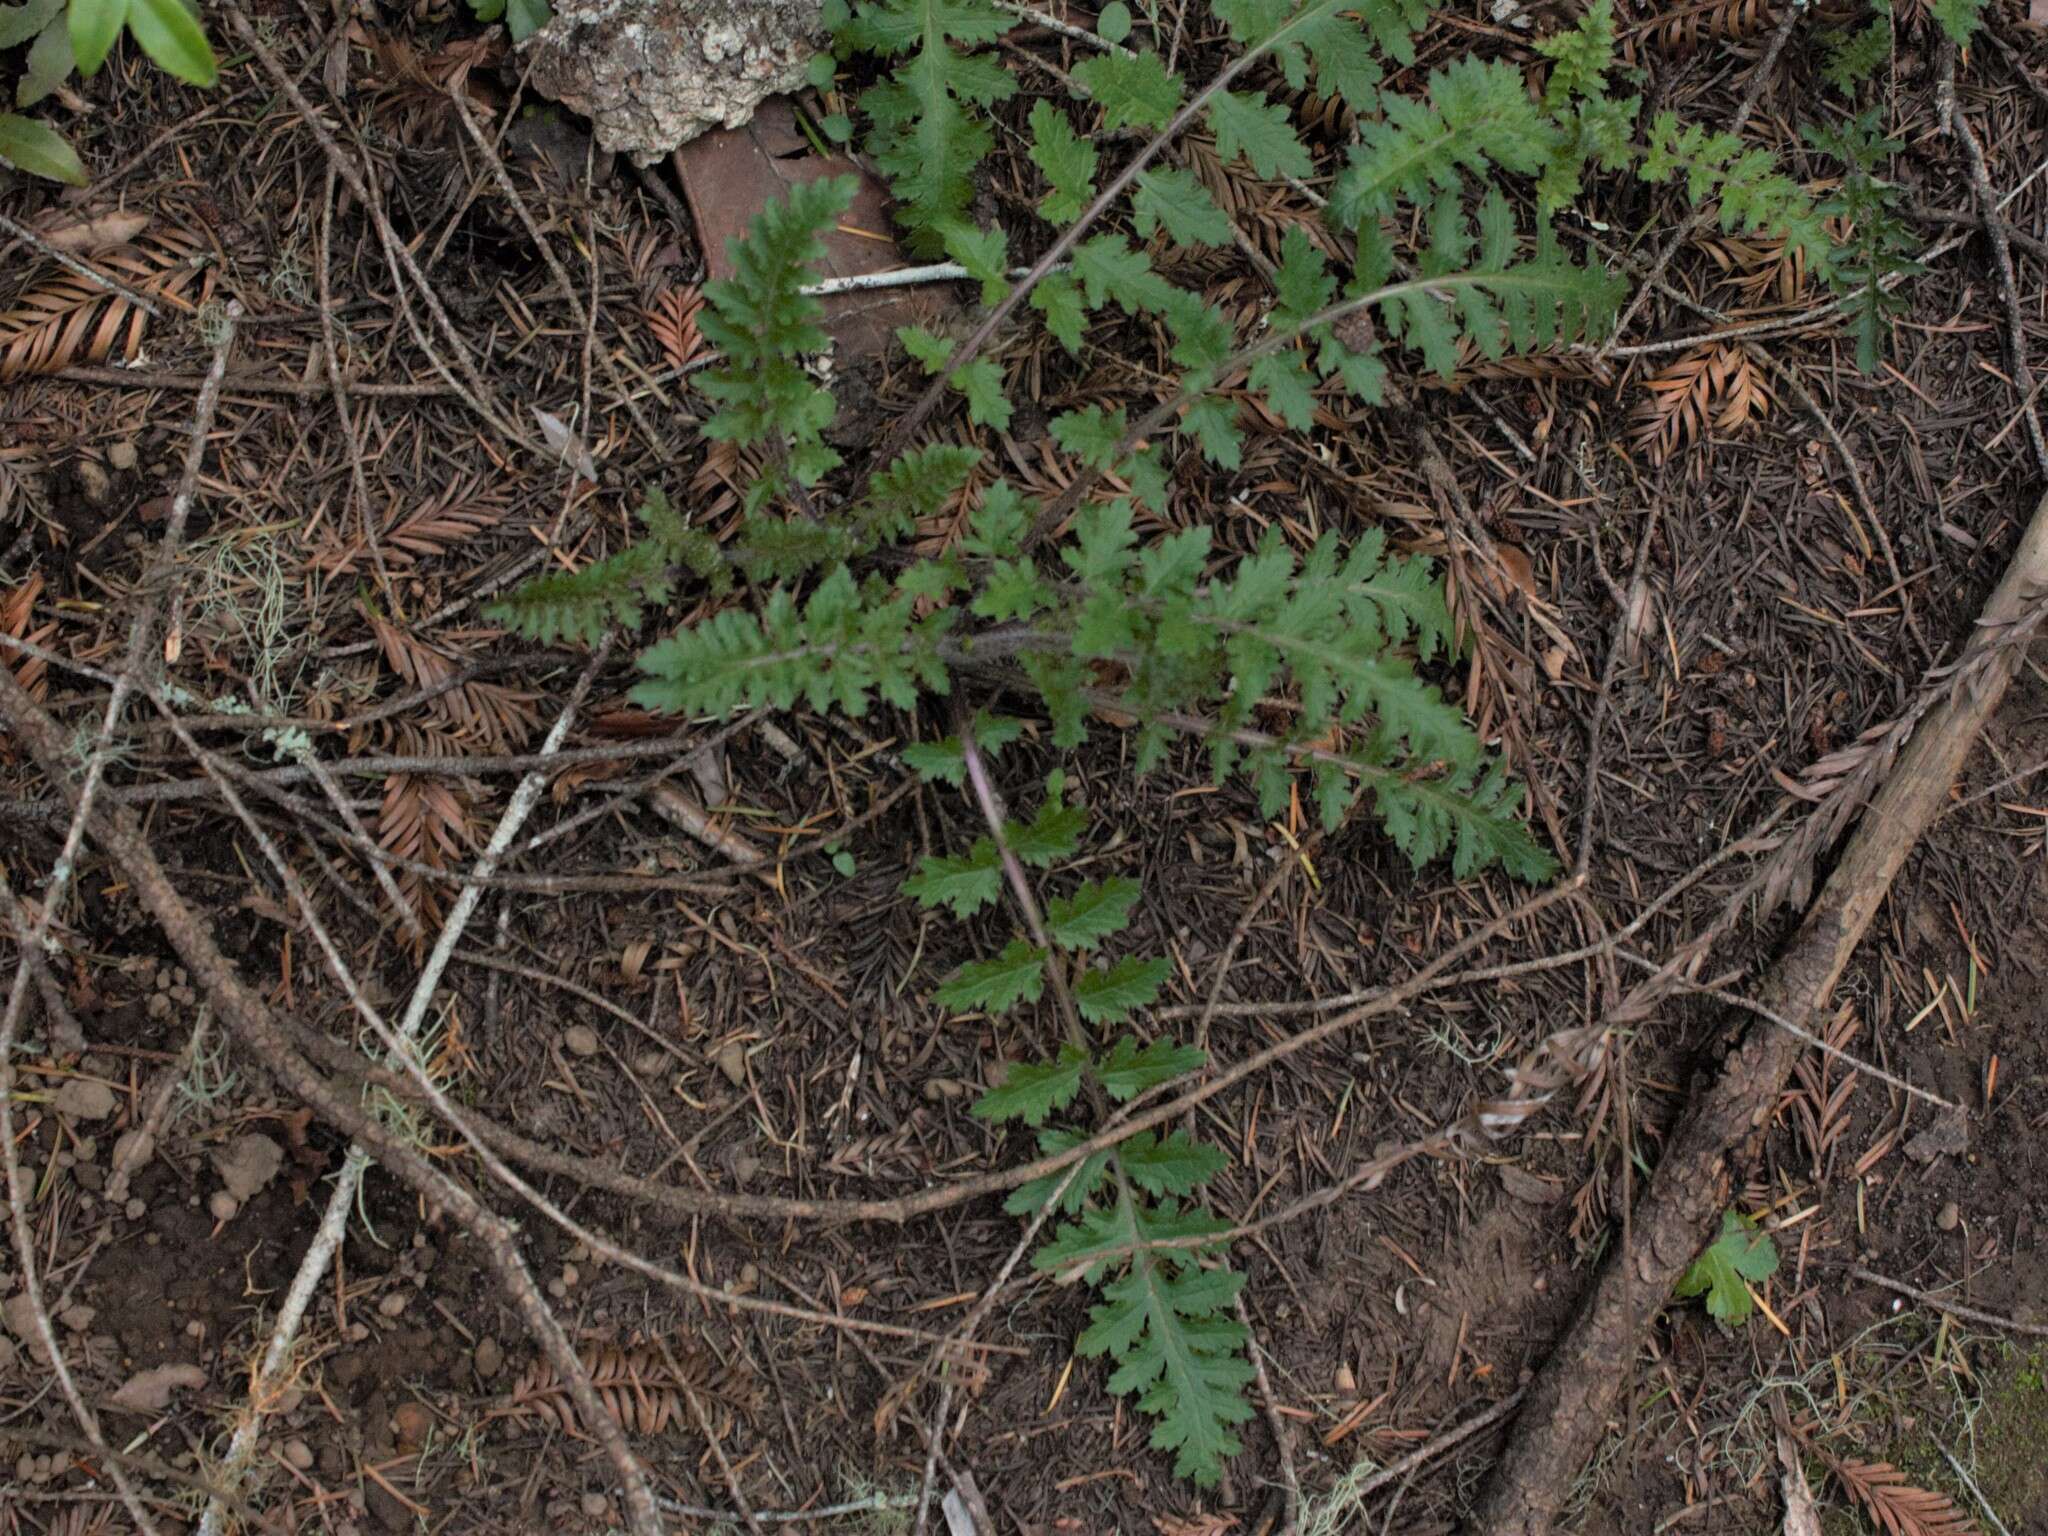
[974,1043,1090,1126]
[934,940,1047,1013]
[1075,957,1172,1023]
[1046,877,1141,949]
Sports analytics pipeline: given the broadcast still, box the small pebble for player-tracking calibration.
[714,1039,748,1086]
[633,1051,667,1077]
[581,1493,609,1519]
[1936,1201,1961,1231]
[562,1025,600,1058]
[59,1304,95,1332]
[283,1439,314,1471]
[547,1278,568,1299]
[186,1320,206,1339]
[125,1199,147,1220]
[378,1291,409,1318]
[209,1191,240,1223]
[473,1336,504,1381]
[559,1265,579,1288]
[107,441,138,471]
[348,1322,369,1342]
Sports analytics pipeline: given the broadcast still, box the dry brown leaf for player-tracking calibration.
[1,573,54,702]
[495,1342,755,1439]
[379,767,470,940]
[0,225,213,380]
[29,211,150,253]
[644,285,709,372]
[1827,1457,1980,1536]
[109,1362,208,1412]
[1630,344,1773,464]
[370,614,540,752]
[308,475,509,575]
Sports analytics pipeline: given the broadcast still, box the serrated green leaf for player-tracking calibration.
[1116,1130,1227,1197]
[1675,1209,1779,1324]
[902,737,968,786]
[1094,1034,1204,1099]
[1929,0,1984,46]
[0,108,83,183]
[973,1042,1090,1126]
[1005,1128,1115,1216]
[1075,957,1172,1023]
[1031,271,1087,351]
[1051,405,1129,470]
[902,838,1003,916]
[943,220,1010,304]
[1008,794,1087,868]
[1046,877,1141,949]
[1207,89,1311,180]
[935,939,1047,1013]
[1180,396,1244,469]
[1132,167,1231,247]
[1073,48,1183,130]
[1028,99,1098,225]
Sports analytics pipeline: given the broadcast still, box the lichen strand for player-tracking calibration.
[527,0,822,162]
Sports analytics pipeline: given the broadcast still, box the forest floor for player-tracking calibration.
[3,1,2048,1534]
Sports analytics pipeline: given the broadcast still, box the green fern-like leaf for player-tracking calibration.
[934,938,1048,1013]
[1822,13,1891,93]
[1040,1192,1253,1486]
[1046,877,1141,949]
[1532,0,1615,109]
[902,835,1003,916]
[1073,47,1185,130]
[839,0,1016,253]
[486,488,719,644]
[1640,112,1833,271]
[1075,956,1173,1023]
[695,176,859,510]
[1028,98,1099,225]
[1928,0,1983,46]
[1329,58,1557,229]
[973,1042,1090,1125]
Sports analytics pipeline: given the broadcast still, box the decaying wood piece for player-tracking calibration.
[1474,483,2048,1536]
[527,0,825,165]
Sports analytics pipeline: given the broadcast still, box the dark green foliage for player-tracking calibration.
[921,786,1246,1486]
[1328,58,1556,228]
[1928,0,1983,46]
[484,490,722,645]
[1676,1209,1780,1324]
[1640,113,1834,271]
[1805,111,1922,373]
[1821,10,1892,94]
[694,176,859,511]
[833,0,1017,254]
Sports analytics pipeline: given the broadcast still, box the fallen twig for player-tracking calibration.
[1473,481,2048,1535]
[1849,1265,2048,1340]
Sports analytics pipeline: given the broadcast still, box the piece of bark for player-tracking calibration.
[1473,485,2048,1536]
[675,97,949,365]
[528,0,824,164]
